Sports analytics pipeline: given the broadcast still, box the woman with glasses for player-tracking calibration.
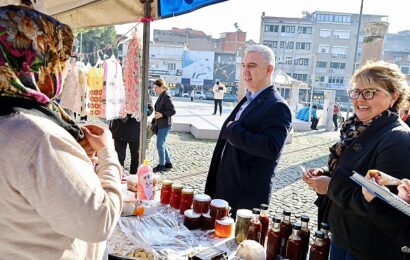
[303,61,410,260]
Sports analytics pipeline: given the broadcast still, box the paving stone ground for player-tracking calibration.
[86,116,339,231]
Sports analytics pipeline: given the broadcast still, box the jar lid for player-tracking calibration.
[202,213,211,218]
[301,215,310,222]
[260,204,269,210]
[315,230,325,239]
[210,199,228,208]
[236,209,253,219]
[216,217,234,225]
[184,209,201,218]
[162,179,172,185]
[172,183,183,190]
[182,188,194,194]
[194,194,211,202]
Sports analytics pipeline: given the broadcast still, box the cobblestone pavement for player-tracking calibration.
[86,116,339,231]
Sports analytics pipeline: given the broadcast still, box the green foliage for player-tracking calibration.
[74,26,117,65]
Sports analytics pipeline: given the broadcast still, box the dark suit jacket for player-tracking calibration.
[154,91,175,129]
[326,113,410,260]
[205,86,291,214]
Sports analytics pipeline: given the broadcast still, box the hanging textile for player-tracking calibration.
[123,34,142,117]
[87,65,105,117]
[77,61,91,117]
[102,55,126,120]
[59,58,83,114]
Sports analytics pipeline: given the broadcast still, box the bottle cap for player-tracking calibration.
[182,188,194,194]
[273,216,281,223]
[315,230,325,239]
[252,208,261,214]
[293,223,302,230]
[143,159,150,165]
[162,179,172,185]
[301,215,310,222]
[171,183,183,190]
[260,204,269,210]
[283,209,291,216]
[320,222,329,230]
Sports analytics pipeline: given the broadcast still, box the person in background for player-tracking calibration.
[303,61,410,260]
[205,45,291,216]
[152,78,176,172]
[399,97,410,127]
[361,170,410,246]
[212,81,226,115]
[310,105,319,130]
[0,2,122,259]
[190,89,195,102]
[300,103,310,122]
[333,103,341,131]
[109,98,153,175]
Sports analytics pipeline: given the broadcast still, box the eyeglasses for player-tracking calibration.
[347,89,382,100]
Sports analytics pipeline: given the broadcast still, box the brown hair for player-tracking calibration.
[153,78,168,90]
[351,60,409,111]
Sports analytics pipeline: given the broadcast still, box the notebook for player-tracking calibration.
[350,171,410,217]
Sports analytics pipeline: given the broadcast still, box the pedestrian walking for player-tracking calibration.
[310,105,319,130]
[333,104,340,131]
[190,89,194,102]
[212,81,226,115]
[205,44,292,216]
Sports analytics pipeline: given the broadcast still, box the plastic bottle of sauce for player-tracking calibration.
[266,216,282,260]
[259,203,270,246]
[309,230,326,260]
[285,223,302,260]
[279,209,292,257]
[320,222,331,260]
[136,159,154,200]
[246,208,262,243]
[300,215,311,260]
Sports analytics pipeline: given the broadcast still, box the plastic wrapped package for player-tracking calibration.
[119,212,195,255]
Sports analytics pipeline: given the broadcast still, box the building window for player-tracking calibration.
[263,40,277,48]
[297,26,313,34]
[331,46,348,58]
[292,73,308,81]
[318,44,330,53]
[296,42,311,50]
[295,58,309,66]
[316,13,351,23]
[286,57,292,64]
[315,75,325,82]
[317,61,327,68]
[320,29,331,38]
[401,66,410,75]
[280,41,294,49]
[333,30,350,39]
[167,63,176,70]
[281,25,295,33]
[328,76,344,84]
[330,62,346,69]
[264,25,279,32]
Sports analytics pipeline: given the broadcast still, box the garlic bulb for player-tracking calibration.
[235,240,266,260]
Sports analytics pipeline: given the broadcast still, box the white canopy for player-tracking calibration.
[272,69,309,89]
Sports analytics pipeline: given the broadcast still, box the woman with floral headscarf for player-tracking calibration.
[0,1,122,259]
[303,61,410,260]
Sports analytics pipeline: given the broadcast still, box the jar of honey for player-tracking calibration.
[235,209,253,243]
[179,188,194,214]
[215,217,234,238]
[183,209,201,230]
[160,180,173,205]
[170,183,183,209]
[192,194,211,214]
[201,213,214,230]
[210,199,229,220]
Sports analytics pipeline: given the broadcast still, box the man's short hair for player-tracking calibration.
[244,44,275,65]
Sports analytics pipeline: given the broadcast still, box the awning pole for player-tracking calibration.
[139,0,151,164]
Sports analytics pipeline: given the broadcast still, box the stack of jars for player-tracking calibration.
[160,180,194,215]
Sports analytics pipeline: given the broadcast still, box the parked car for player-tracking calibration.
[182,92,189,98]
[223,94,237,102]
[194,91,206,100]
[205,91,214,100]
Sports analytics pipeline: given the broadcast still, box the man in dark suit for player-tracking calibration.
[205,45,292,216]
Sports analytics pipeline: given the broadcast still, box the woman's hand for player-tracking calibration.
[81,125,114,153]
[398,179,410,204]
[365,169,401,186]
[302,167,324,182]
[304,174,331,195]
[155,112,163,119]
[362,187,376,202]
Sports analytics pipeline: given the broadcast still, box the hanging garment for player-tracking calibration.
[59,58,83,114]
[87,66,104,118]
[103,55,126,120]
[123,36,142,116]
[77,61,91,117]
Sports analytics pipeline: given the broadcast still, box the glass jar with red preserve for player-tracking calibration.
[179,188,194,214]
[259,203,270,246]
[183,209,201,230]
[300,215,311,260]
[160,179,173,205]
[210,199,229,220]
[215,217,234,238]
[192,194,211,214]
[170,183,183,209]
[285,223,302,260]
[247,208,262,243]
[266,216,282,260]
[201,213,214,230]
[309,230,326,260]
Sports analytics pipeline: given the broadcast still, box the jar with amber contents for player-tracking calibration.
[215,217,234,238]
[160,180,173,205]
[183,209,201,230]
[192,194,211,214]
[201,213,214,230]
[235,209,253,243]
[210,199,229,220]
[170,183,183,209]
[179,188,194,214]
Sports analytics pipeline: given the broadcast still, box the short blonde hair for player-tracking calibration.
[153,78,168,90]
[351,60,409,110]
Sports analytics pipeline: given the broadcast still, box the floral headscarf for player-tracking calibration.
[0,4,84,140]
